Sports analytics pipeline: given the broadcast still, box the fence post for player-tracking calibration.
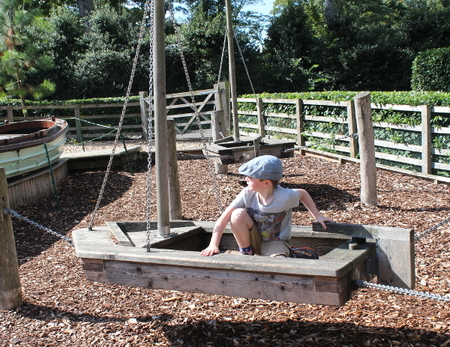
[256,98,265,137]
[73,105,83,143]
[347,100,358,158]
[167,118,182,219]
[6,106,14,122]
[139,91,149,141]
[214,82,230,131]
[295,99,304,154]
[0,168,23,310]
[421,105,432,174]
[354,92,378,206]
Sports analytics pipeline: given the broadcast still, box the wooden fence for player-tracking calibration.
[237,97,450,183]
[0,84,227,142]
[1,91,449,182]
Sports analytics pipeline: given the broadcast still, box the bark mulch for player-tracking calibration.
[1,153,449,346]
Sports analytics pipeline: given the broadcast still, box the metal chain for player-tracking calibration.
[4,208,72,244]
[146,0,155,252]
[355,280,450,302]
[88,0,151,230]
[234,36,256,95]
[169,2,224,213]
[415,215,450,241]
[216,31,228,85]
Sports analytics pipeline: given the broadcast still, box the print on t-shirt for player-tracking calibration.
[247,207,287,240]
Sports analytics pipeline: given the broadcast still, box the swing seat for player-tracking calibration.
[72,221,414,306]
[204,136,296,165]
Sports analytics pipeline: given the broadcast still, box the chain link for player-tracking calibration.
[355,280,450,302]
[415,215,450,241]
[4,208,72,244]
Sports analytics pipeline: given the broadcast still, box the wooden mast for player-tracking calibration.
[225,0,240,141]
[154,0,170,236]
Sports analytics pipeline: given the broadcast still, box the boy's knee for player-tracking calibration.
[230,208,249,223]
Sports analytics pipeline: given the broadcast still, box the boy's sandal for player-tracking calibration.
[290,247,319,259]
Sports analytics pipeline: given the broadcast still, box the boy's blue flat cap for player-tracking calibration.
[239,155,283,181]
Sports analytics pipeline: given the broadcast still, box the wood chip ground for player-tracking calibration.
[1,143,449,346]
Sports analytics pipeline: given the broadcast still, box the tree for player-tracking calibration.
[262,0,322,92]
[166,0,264,93]
[0,0,56,108]
[43,4,147,99]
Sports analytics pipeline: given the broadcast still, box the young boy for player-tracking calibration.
[200,155,333,257]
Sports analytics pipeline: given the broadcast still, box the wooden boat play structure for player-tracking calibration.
[205,136,296,165]
[72,220,414,306]
[0,117,68,178]
[71,0,415,307]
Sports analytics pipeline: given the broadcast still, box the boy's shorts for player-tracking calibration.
[249,222,291,257]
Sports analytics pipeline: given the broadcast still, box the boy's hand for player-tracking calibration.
[201,246,220,256]
[316,215,334,230]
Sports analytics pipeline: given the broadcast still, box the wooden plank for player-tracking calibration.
[371,103,422,112]
[304,115,347,123]
[81,258,348,306]
[372,121,421,132]
[375,152,421,166]
[72,222,377,306]
[373,139,422,152]
[7,159,68,209]
[106,221,134,247]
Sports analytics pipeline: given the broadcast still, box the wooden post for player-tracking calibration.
[139,91,149,141]
[421,105,432,174]
[167,119,182,219]
[214,82,230,131]
[74,105,83,143]
[354,92,377,206]
[154,0,170,237]
[212,111,229,174]
[0,168,23,309]
[6,106,14,122]
[347,100,358,158]
[225,0,239,141]
[295,99,304,154]
[256,98,265,137]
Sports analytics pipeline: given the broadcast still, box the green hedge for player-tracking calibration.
[411,47,450,92]
[242,90,450,107]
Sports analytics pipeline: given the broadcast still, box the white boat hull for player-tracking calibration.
[0,118,68,178]
[1,135,66,178]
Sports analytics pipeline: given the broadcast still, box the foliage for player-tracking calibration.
[43,5,149,100]
[411,47,450,92]
[166,0,264,94]
[0,0,56,105]
[242,90,450,107]
[262,0,450,92]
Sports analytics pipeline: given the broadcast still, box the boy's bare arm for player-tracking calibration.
[200,205,235,256]
[296,189,333,229]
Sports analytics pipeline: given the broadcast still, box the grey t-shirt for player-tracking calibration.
[230,186,300,241]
